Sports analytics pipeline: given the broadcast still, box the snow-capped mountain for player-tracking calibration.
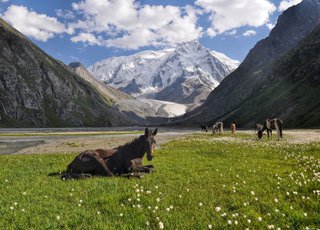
[89,40,239,107]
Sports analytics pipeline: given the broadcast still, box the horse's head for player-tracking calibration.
[144,128,158,161]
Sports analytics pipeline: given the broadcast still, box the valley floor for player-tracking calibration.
[0,129,319,229]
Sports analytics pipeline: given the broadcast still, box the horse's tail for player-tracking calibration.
[48,172,63,177]
[60,172,92,180]
[277,118,283,138]
[48,171,92,180]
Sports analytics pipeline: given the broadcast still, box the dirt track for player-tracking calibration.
[1,129,319,155]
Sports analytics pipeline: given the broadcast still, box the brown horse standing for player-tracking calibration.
[231,123,236,135]
[257,119,283,141]
[61,128,158,179]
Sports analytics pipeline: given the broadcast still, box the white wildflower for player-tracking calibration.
[159,221,164,229]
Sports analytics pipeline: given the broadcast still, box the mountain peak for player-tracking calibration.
[89,41,239,108]
[176,40,204,53]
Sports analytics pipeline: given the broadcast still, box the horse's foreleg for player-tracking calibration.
[133,166,154,173]
[130,161,154,173]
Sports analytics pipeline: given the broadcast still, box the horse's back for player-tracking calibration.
[95,148,117,159]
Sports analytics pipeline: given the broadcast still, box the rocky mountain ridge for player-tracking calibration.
[0,18,130,127]
[177,0,320,128]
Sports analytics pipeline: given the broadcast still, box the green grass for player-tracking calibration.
[0,133,319,229]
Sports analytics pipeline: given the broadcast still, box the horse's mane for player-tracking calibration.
[116,135,144,152]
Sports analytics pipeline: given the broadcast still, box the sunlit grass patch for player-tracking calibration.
[0,133,319,229]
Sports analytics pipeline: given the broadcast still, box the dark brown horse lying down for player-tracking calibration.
[61,128,157,179]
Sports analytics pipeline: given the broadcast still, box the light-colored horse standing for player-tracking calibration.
[213,122,224,135]
[257,118,283,141]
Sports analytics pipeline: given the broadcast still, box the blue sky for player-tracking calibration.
[0,0,302,67]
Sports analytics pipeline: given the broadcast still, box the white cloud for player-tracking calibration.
[55,9,76,20]
[2,5,73,41]
[195,0,276,37]
[0,0,10,2]
[266,23,275,30]
[243,30,256,37]
[225,29,237,36]
[71,32,103,46]
[70,0,203,49]
[278,0,302,12]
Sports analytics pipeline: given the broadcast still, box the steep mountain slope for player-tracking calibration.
[89,41,239,107]
[178,0,320,127]
[68,62,187,125]
[68,62,133,103]
[234,25,320,127]
[0,18,130,127]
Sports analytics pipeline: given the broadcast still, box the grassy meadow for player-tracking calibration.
[0,132,319,229]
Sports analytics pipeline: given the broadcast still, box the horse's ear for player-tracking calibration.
[152,128,158,136]
[144,128,149,136]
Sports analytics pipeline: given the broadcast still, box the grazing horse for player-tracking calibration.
[200,124,208,132]
[257,119,283,141]
[61,128,158,179]
[231,123,236,135]
[213,122,224,135]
